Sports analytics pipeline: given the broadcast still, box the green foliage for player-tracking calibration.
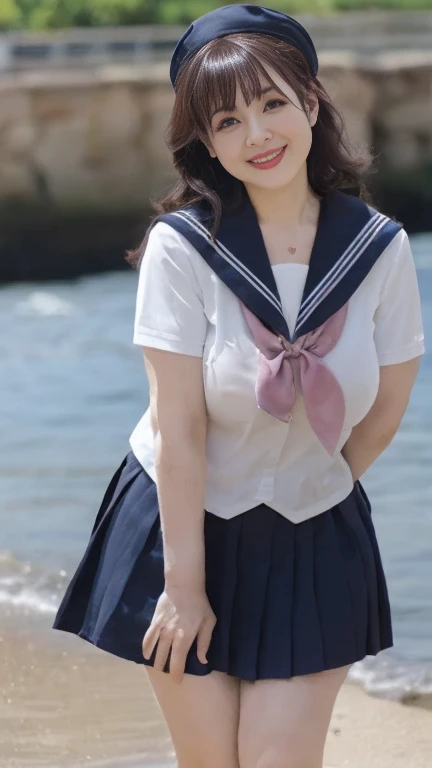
[336,0,432,8]
[158,2,221,25]
[13,0,163,29]
[4,0,432,30]
[0,0,21,29]
[265,0,336,12]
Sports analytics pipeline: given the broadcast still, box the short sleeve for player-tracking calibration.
[373,230,425,366]
[133,222,208,356]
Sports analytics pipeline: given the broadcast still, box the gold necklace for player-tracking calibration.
[286,197,320,255]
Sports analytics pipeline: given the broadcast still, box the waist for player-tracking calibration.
[129,415,354,524]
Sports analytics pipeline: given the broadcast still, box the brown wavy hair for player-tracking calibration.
[126,32,373,269]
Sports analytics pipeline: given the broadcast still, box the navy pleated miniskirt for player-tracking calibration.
[53,450,393,681]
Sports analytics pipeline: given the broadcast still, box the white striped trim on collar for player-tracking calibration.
[296,213,388,332]
[171,210,284,316]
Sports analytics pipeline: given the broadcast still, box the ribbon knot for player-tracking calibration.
[279,336,302,359]
[240,301,348,456]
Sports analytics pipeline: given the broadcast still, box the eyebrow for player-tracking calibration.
[210,85,276,120]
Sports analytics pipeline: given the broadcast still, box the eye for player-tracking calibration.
[215,99,286,131]
[265,99,286,111]
[216,116,237,132]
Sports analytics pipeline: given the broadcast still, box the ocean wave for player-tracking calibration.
[14,291,76,316]
[0,550,67,615]
[0,585,58,614]
[348,655,432,702]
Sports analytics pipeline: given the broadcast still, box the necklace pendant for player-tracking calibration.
[287,246,297,254]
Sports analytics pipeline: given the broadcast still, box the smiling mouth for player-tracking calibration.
[248,146,286,164]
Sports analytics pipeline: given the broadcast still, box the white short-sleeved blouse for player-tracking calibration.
[129,221,425,524]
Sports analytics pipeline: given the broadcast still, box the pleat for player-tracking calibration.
[352,484,393,650]
[53,452,143,634]
[227,506,278,679]
[103,476,211,674]
[337,491,382,654]
[256,511,295,679]
[90,453,139,534]
[311,508,361,669]
[203,511,243,673]
[89,455,128,534]
[82,464,160,647]
[290,517,326,675]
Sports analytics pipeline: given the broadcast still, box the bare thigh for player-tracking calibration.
[238,665,351,768]
[145,666,241,768]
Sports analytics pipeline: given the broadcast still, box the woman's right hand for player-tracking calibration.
[142,584,217,684]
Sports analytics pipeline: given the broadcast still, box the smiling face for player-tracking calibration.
[164,33,365,235]
[204,66,318,193]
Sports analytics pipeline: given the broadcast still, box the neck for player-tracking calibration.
[244,165,318,227]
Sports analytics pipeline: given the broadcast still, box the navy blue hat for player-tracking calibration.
[170,4,319,88]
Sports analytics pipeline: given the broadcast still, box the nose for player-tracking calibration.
[245,116,273,147]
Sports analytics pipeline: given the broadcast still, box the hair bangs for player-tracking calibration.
[189,38,287,135]
[125,33,372,268]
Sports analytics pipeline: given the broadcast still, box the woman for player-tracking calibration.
[53,5,425,768]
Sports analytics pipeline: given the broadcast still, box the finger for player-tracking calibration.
[142,627,158,659]
[169,629,191,684]
[196,619,215,665]
[153,633,173,672]
[142,620,162,659]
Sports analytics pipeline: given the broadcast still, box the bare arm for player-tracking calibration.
[143,345,208,589]
[132,223,215,678]
[342,356,422,481]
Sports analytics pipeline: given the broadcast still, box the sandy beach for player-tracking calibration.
[1,614,431,768]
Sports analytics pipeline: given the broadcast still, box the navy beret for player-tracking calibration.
[170,3,319,87]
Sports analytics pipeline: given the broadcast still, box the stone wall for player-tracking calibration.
[1,50,432,280]
[0,66,175,211]
[1,52,432,212]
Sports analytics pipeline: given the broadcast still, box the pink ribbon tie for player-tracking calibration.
[240,302,348,456]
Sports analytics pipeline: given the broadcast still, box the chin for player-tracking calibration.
[248,174,297,191]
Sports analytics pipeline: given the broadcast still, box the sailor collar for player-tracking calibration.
[158,188,401,342]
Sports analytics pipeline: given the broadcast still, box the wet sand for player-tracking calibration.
[0,615,173,768]
[1,614,431,768]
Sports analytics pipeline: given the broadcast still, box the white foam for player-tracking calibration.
[348,656,432,701]
[0,550,66,615]
[15,291,76,316]
[0,586,57,614]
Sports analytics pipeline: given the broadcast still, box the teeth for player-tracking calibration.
[251,148,284,164]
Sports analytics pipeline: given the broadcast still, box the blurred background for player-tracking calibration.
[0,2,431,767]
